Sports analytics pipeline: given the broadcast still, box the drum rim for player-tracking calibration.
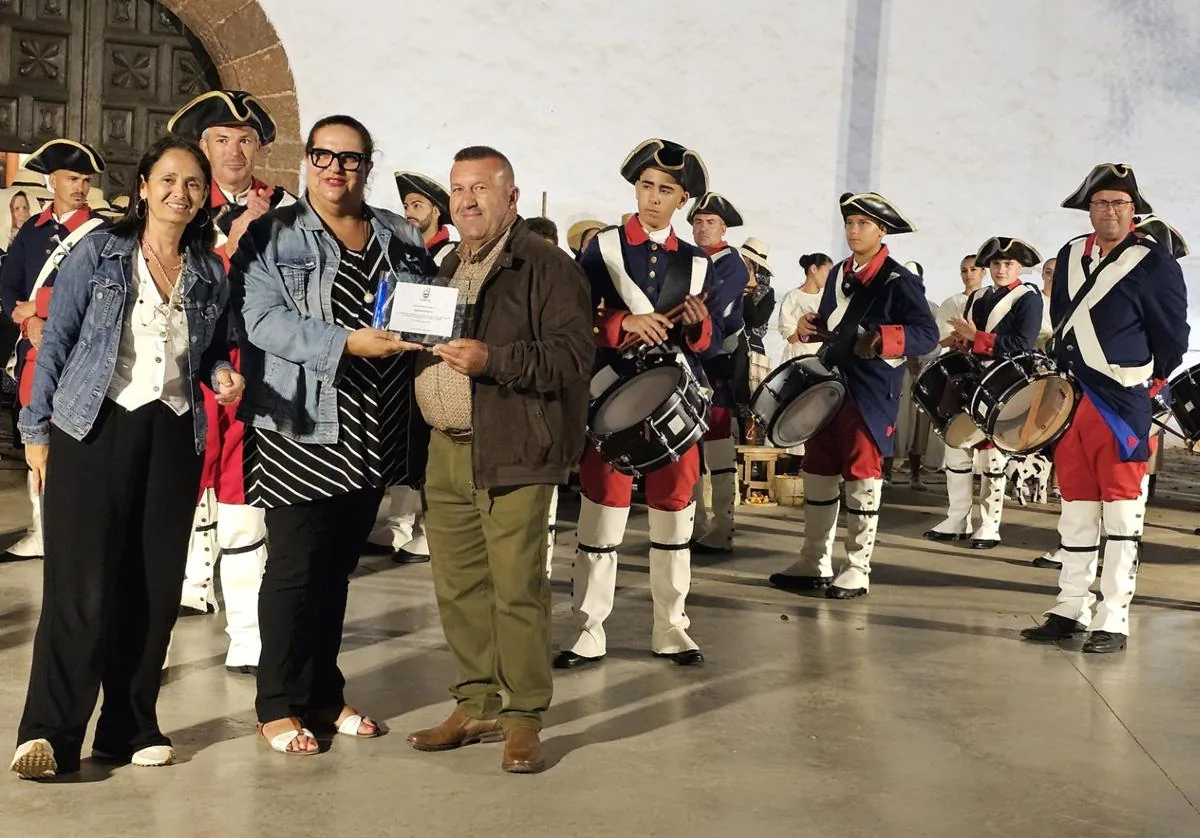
[750,357,841,429]
[590,364,689,436]
[980,374,1080,454]
[593,381,709,475]
[765,380,846,448]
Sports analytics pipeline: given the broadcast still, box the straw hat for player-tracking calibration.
[739,237,773,274]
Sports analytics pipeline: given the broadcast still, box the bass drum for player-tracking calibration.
[749,356,845,448]
[969,351,1078,454]
[912,351,986,449]
[588,363,709,476]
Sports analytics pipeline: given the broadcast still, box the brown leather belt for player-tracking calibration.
[438,428,474,444]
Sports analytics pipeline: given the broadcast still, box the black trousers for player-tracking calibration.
[17,400,202,769]
[256,487,383,723]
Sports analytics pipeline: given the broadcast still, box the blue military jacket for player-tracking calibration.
[816,252,939,456]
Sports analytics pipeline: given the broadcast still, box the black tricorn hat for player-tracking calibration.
[620,138,708,196]
[687,192,743,227]
[167,90,277,145]
[25,139,105,175]
[1135,215,1189,260]
[838,192,915,234]
[1061,163,1152,214]
[975,236,1042,268]
[394,171,450,223]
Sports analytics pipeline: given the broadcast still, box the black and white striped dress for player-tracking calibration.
[244,233,412,508]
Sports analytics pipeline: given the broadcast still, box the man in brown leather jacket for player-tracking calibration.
[405,145,593,774]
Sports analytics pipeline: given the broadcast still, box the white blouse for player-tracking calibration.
[778,288,825,360]
[106,248,191,415]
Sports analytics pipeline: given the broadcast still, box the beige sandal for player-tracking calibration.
[258,717,318,755]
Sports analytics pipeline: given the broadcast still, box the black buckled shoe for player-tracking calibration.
[225,664,258,676]
[1031,554,1063,570]
[923,530,968,542]
[1020,614,1088,642]
[969,539,1000,550]
[1082,631,1127,654]
[768,573,833,592]
[825,586,867,600]
[552,651,604,670]
[654,650,704,666]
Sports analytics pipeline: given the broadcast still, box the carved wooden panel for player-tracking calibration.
[0,0,219,198]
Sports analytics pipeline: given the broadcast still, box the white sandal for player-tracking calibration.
[258,718,318,755]
[334,712,382,739]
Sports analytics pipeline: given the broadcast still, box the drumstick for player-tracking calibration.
[617,292,708,353]
[1016,378,1048,450]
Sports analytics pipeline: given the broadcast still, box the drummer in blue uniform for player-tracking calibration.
[557,138,718,669]
[0,139,106,561]
[925,237,1044,549]
[687,192,750,554]
[768,192,937,599]
[1022,164,1188,653]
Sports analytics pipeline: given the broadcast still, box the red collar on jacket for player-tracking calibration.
[33,204,93,232]
[843,244,890,285]
[210,176,271,209]
[701,241,728,257]
[427,225,451,248]
[624,214,679,252]
[996,278,1022,290]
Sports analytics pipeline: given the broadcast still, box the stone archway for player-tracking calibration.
[159,0,302,193]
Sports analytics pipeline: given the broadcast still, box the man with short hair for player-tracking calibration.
[395,171,456,266]
[1022,165,1188,653]
[406,146,593,773]
[167,90,295,673]
[687,192,750,553]
[0,139,107,561]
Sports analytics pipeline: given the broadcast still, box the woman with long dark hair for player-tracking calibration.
[235,115,432,755]
[9,136,243,779]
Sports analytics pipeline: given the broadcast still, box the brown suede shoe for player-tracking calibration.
[406,709,504,752]
[501,726,545,774]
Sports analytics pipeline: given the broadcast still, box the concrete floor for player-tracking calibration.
[1,467,1199,838]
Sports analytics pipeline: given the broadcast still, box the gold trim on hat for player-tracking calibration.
[839,191,917,232]
[167,90,270,134]
[25,138,104,173]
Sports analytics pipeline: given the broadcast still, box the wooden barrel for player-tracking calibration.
[775,475,804,507]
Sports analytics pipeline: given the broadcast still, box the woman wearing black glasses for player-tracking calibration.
[233,115,434,754]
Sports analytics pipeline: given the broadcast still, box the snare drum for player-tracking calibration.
[749,356,845,448]
[912,351,986,449]
[588,363,709,476]
[1165,362,1200,445]
[969,351,1078,454]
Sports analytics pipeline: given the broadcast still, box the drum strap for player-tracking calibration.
[821,266,891,369]
[1054,237,1153,386]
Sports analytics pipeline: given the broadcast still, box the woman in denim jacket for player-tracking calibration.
[233,115,433,755]
[10,136,244,780]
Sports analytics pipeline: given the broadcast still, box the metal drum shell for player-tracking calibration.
[749,356,846,448]
[588,364,710,476]
[912,351,986,449]
[969,352,1079,455]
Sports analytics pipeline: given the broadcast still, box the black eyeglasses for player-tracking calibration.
[1089,199,1134,212]
[309,148,366,172]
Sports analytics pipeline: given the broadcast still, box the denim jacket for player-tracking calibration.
[233,196,432,445]
[19,230,233,450]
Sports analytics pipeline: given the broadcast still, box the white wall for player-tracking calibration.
[259,0,1199,370]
